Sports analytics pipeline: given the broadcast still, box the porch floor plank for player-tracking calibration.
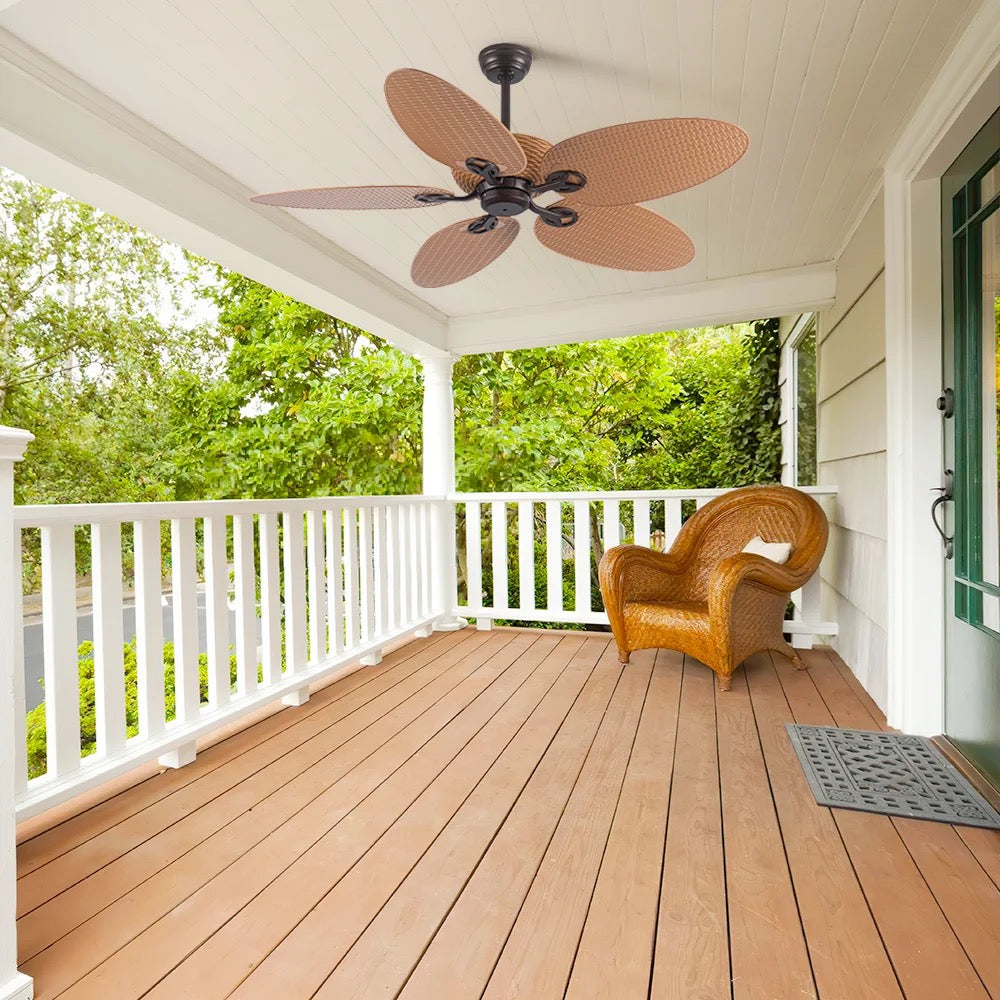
[715,667,815,1000]
[745,653,902,1000]
[15,629,1000,1000]
[776,649,990,1000]
[649,654,729,1000]
[564,649,682,1000]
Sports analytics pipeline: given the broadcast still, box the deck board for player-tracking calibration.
[744,654,902,1000]
[649,655,729,1000]
[20,630,505,984]
[15,631,1000,1000]
[716,665,815,1000]
[775,651,990,1000]
[565,649,681,1000]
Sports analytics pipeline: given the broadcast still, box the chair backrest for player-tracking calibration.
[676,485,828,595]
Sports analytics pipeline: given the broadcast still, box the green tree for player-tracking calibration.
[0,166,222,507]
[165,270,424,500]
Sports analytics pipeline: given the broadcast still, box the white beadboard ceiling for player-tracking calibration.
[0,0,985,353]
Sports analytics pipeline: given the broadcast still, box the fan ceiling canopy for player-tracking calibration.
[252,43,749,289]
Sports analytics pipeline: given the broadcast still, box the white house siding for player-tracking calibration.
[817,191,889,710]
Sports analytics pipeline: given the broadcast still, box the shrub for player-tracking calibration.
[25,638,238,779]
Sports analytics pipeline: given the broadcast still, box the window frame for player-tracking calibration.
[785,313,818,488]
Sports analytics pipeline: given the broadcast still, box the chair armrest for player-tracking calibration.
[599,544,692,607]
[707,552,799,618]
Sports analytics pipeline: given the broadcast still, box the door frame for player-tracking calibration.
[885,0,1000,736]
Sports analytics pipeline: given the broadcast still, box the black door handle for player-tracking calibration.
[931,469,954,559]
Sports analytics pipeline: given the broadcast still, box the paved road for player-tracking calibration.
[22,596,244,712]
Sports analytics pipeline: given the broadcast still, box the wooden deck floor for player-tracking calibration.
[14,628,1000,999]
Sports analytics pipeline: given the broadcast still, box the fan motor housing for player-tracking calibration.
[479,177,534,217]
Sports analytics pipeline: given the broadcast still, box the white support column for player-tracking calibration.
[420,354,466,631]
[0,426,35,1000]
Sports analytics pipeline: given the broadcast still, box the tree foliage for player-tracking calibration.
[2,165,784,511]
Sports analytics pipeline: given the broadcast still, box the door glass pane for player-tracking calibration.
[982,209,1000,588]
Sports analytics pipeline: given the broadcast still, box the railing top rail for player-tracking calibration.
[450,486,838,502]
[13,494,444,527]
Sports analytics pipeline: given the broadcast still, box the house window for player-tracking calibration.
[790,317,817,486]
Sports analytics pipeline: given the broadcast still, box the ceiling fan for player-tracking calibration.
[251,44,749,289]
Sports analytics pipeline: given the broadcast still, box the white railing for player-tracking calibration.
[7,485,838,822]
[12,495,442,820]
[453,487,838,639]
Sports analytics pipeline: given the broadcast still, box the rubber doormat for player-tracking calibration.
[786,724,1000,829]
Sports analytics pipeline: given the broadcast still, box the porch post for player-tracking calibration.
[0,426,34,1000]
[420,354,466,630]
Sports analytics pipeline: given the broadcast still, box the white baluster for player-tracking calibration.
[91,523,126,759]
[306,509,326,664]
[374,505,388,636]
[411,503,422,621]
[465,502,482,613]
[491,501,509,614]
[573,501,591,614]
[343,508,359,648]
[233,514,258,698]
[11,529,27,796]
[359,506,382,664]
[326,507,344,656]
[359,506,375,644]
[259,512,282,686]
[791,573,822,650]
[664,498,683,549]
[517,501,535,612]
[602,500,620,550]
[41,523,80,776]
[545,500,562,612]
[134,519,165,741]
[634,500,651,547]
[203,514,230,710]
[390,505,405,629]
[170,518,200,727]
[282,511,307,674]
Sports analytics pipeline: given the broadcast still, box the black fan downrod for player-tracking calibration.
[414,43,587,233]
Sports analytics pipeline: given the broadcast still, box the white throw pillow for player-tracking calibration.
[741,535,792,565]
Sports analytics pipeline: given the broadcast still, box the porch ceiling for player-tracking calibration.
[0,0,983,355]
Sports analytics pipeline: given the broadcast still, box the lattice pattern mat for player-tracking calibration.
[786,724,1000,829]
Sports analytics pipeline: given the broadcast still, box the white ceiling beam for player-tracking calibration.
[445,264,837,355]
[0,31,448,358]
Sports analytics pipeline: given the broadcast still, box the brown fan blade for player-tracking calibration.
[539,119,748,206]
[535,202,694,271]
[385,69,527,174]
[250,185,454,210]
[411,217,519,288]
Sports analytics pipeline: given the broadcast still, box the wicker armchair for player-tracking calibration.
[598,485,828,691]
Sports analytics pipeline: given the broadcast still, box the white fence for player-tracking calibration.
[12,496,441,820]
[454,487,838,636]
[8,485,838,822]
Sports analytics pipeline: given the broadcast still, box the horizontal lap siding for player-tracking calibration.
[817,192,889,710]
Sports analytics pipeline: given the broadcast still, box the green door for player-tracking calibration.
[941,109,1000,786]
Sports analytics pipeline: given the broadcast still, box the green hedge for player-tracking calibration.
[25,638,238,779]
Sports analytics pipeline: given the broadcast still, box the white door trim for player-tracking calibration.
[884,0,1000,736]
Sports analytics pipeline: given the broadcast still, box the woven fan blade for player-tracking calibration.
[535,202,694,271]
[539,119,748,206]
[250,185,453,210]
[411,217,519,288]
[385,69,527,174]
